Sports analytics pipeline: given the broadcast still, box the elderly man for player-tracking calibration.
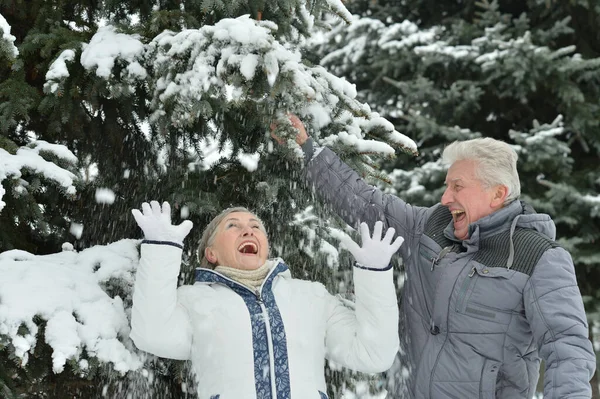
[275,115,596,399]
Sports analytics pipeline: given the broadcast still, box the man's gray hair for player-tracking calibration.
[442,137,521,204]
[196,206,267,269]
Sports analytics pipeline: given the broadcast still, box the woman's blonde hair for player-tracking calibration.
[196,207,267,269]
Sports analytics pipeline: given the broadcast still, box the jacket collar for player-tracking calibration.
[443,200,536,245]
[194,258,290,295]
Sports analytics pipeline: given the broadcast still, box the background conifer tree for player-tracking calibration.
[310,0,600,395]
[1,0,416,397]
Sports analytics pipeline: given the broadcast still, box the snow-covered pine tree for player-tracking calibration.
[1,12,80,256]
[310,0,600,396]
[1,0,417,397]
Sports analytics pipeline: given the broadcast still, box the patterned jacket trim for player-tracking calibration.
[195,263,292,399]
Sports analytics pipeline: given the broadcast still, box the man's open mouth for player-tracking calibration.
[451,210,466,223]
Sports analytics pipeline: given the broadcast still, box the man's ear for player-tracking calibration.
[205,247,217,264]
[491,185,508,207]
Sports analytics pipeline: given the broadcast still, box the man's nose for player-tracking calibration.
[441,187,452,205]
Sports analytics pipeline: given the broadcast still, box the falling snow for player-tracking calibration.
[95,188,117,204]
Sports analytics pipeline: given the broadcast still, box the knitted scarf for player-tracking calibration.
[214,262,271,291]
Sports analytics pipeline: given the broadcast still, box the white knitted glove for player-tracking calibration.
[340,221,404,270]
[131,201,193,246]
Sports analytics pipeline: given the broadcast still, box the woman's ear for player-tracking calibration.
[205,247,217,264]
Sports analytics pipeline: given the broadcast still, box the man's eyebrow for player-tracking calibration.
[444,178,463,185]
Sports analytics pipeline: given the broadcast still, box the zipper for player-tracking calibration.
[415,256,432,318]
[430,244,459,271]
[429,255,437,271]
[201,268,280,398]
[257,292,278,399]
[428,260,474,398]
[455,267,476,312]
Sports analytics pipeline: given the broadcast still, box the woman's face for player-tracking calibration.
[205,212,269,270]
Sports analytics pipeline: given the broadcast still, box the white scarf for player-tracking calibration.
[214,262,271,291]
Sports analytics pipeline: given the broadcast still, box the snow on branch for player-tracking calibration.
[355,18,597,74]
[81,26,147,80]
[45,49,76,93]
[42,15,417,164]
[0,141,78,213]
[324,0,353,24]
[509,115,570,155]
[0,12,18,58]
[0,240,143,374]
[148,15,417,155]
[469,26,599,75]
[45,25,147,95]
[147,15,286,118]
[381,21,439,51]
[509,115,573,180]
[533,176,600,219]
[318,17,381,69]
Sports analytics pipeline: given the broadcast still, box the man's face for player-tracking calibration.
[441,159,502,240]
[205,212,269,270]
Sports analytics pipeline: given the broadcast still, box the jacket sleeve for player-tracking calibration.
[303,146,428,254]
[130,242,193,360]
[523,247,596,398]
[323,266,400,373]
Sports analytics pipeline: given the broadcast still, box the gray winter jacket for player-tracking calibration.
[303,146,595,399]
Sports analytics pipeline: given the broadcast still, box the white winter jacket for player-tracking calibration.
[130,242,400,399]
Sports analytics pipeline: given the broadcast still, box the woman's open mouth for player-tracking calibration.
[238,242,258,255]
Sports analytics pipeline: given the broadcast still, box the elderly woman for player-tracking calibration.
[130,201,403,399]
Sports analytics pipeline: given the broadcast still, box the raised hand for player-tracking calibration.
[131,201,193,245]
[339,221,404,270]
[270,113,309,146]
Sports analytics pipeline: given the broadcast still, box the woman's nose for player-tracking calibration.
[241,225,254,236]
